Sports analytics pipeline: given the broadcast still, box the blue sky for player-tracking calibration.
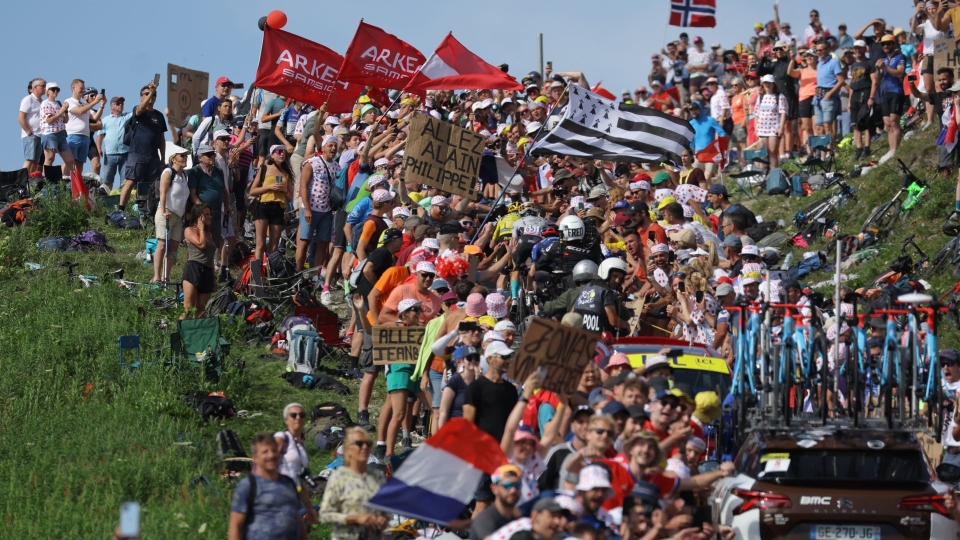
[2,0,912,170]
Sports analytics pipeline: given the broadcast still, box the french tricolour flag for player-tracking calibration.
[367,418,507,525]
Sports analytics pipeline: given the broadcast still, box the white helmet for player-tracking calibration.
[559,215,585,241]
[598,258,629,280]
[572,260,599,282]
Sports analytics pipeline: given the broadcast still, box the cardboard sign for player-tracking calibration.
[934,38,960,81]
[918,430,943,467]
[167,64,210,128]
[402,114,484,200]
[371,326,425,365]
[508,317,598,395]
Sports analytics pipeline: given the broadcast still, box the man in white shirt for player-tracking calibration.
[64,79,106,174]
[18,78,46,174]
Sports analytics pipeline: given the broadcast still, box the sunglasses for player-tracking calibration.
[593,428,615,437]
[444,300,458,307]
[353,440,372,448]
[943,359,959,367]
[500,481,522,491]
[272,149,285,155]
[460,221,475,227]
[288,412,306,419]
[419,273,436,280]
[49,88,60,93]
[660,399,681,409]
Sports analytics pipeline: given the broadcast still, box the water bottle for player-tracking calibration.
[781,252,794,271]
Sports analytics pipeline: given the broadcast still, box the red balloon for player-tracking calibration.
[266,10,287,29]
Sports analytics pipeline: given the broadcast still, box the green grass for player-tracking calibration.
[0,193,382,538]
[732,128,960,348]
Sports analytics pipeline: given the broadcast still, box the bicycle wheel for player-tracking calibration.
[923,237,960,278]
[861,201,901,235]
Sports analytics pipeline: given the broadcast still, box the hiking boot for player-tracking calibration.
[853,147,862,161]
[373,443,386,462]
[320,290,333,306]
[400,437,412,451]
[357,409,371,427]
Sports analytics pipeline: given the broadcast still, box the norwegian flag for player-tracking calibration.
[696,136,728,170]
[669,0,717,28]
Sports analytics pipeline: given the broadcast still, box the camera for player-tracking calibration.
[300,469,319,490]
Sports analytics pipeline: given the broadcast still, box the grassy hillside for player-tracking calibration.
[0,194,374,538]
[732,129,960,348]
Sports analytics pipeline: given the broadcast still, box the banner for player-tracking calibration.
[338,21,425,89]
[403,114,485,200]
[507,317,598,395]
[167,64,209,127]
[371,326,425,365]
[254,26,361,114]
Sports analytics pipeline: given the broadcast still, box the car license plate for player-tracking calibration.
[811,525,880,540]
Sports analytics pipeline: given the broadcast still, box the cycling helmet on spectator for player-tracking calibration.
[559,215,585,241]
[598,258,628,279]
[541,225,559,237]
[572,260,599,282]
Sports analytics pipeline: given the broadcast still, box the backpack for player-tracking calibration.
[766,168,790,196]
[306,401,354,448]
[349,258,368,288]
[744,221,777,242]
[70,230,113,252]
[216,429,252,473]
[267,251,296,280]
[756,231,791,248]
[279,315,314,334]
[0,199,33,227]
[184,391,235,421]
[106,210,143,230]
[287,324,320,374]
[122,112,139,148]
[329,164,350,212]
[37,236,72,252]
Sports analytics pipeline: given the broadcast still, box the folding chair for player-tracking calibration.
[43,165,63,184]
[170,317,231,381]
[0,168,30,202]
[805,135,834,173]
[294,305,349,364]
[118,334,142,372]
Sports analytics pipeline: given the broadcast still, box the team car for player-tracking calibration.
[709,426,959,540]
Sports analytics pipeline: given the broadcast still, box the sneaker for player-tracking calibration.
[357,409,371,427]
[400,437,412,451]
[879,150,894,165]
[320,290,333,306]
[920,121,932,131]
[373,443,386,462]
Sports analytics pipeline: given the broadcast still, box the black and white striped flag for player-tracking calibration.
[530,85,694,166]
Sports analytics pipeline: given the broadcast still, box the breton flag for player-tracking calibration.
[367,418,507,525]
[530,85,694,166]
[669,0,717,28]
[404,33,523,93]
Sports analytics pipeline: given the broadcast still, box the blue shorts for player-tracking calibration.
[22,135,42,162]
[41,131,69,154]
[814,95,839,126]
[67,135,90,164]
[299,208,333,243]
[123,154,162,184]
[428,369,444,408]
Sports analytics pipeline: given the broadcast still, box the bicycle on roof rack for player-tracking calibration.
[729,289,946,442]
[861,158,928,240]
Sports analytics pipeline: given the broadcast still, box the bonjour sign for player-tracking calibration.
[402,114,484,200]
[371,326,425,365]
[507,317,598,395]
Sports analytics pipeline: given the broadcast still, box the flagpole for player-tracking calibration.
[470,85,570,243]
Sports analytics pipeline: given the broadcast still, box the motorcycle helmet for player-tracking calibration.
[572,260,599,282]
[598,258,628,280]
[559,215,585,241]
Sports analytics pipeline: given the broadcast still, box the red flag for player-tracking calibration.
[337,21,425,90]
[404,33,522,93]
[590,82,617,101]
[70,168,92,211]
[254,26,362,114]
[696,136,728,170]
[669,0,717,28]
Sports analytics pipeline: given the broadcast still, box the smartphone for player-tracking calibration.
[535,366,548,383]
[678,282,686,293]
[119,502,140,538]
[100,88,105,96]
[648,231,657,243]
[153,73,160,87]
[546,61,553,70]
[695,290,704,303]
[908,74,918,82]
